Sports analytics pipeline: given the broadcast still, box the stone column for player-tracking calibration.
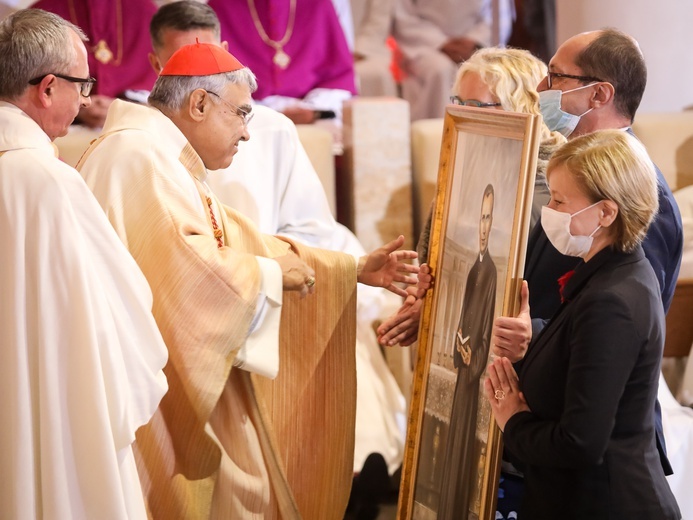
[342,97,413,252]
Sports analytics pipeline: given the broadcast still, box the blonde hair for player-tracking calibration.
[453,47,554,142]
[547,130,658,252]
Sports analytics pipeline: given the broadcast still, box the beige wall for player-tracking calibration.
[557,0,693,113]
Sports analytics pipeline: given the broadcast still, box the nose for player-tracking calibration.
[240,126,250,142]
[537,75,549,92]
[81,95,92,109]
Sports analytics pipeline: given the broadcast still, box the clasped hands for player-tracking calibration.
[486,281,532,430]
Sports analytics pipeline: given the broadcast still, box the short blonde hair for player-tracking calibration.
[547,129,658,252]
[453,47,550,139]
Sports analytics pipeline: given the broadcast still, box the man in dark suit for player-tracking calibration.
[493,28,683,517]
[529,28,682,319]
[439,184,497,519]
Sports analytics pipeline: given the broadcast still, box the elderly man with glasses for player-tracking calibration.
[77,41,419,519]
[0,9,169,519]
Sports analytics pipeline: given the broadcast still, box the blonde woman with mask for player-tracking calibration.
[485,130,681,520]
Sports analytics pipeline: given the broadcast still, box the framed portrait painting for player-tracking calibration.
[398,105,541,520]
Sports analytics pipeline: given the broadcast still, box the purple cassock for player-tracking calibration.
[31,0,159,98]
[208,0,357,101]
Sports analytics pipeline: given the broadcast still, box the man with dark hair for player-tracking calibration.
[148,0,221,67]
[536,28,647,140]
[530,27,682,322]
[572,29,647,123]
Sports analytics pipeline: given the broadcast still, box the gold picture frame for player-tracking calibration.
[398,105,541,520]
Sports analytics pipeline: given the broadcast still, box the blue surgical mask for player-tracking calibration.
[539,84,596,137]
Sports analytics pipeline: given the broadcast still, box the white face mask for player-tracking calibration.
[541,201,602,258]
[539,84,596,138]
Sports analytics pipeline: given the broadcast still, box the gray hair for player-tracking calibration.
[0,9,86,100]
[148,69,258,111]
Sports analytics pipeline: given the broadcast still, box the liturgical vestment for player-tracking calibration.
[78,100,357,519]
[207,105,406,473]
[0,101,168,519]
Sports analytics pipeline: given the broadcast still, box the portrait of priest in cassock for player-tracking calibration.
[438,183,497,519]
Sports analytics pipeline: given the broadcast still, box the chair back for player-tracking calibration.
[664,278,693,358]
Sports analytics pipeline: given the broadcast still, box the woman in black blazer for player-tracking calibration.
[485,130,681,519]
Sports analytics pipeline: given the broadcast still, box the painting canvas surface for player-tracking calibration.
[398,106,540,520]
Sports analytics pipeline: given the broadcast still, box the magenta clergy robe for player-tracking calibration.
[208,0,357,101]
[31,0,158,97]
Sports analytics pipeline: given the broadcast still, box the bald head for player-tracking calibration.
[563,29,647,123]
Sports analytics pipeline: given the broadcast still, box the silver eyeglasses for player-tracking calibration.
[206,91,254,126]
[450,96,501,108]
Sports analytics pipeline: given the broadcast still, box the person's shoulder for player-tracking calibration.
[2,149,87,207]
[5,147,76,184]
[82,123,174,174]
[648,163,684,244]
[584,250,660,306]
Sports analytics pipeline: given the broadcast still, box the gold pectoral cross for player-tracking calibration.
[273,48,291,69]
[93,40,113,65]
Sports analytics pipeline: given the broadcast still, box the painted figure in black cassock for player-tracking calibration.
[439,184,497,518]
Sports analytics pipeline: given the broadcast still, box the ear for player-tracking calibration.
[598,199,619,228]
[221,40,229,51]
[187,88,209,122]
[34,74,57,108]
[148,52,162,74]
[590,81,615,109]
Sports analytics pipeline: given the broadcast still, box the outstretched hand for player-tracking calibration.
[492,280,531,362]
[358,235,419,297]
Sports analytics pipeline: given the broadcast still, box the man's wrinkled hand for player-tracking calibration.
[275,253,315,298]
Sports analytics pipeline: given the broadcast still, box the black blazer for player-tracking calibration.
[522,144,682,475]
[505,247,681,519]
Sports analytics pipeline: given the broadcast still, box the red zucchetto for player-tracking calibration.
[160,40,244,76]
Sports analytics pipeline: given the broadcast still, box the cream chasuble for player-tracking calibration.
[78,100,357,519]
[0,102,168,519]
